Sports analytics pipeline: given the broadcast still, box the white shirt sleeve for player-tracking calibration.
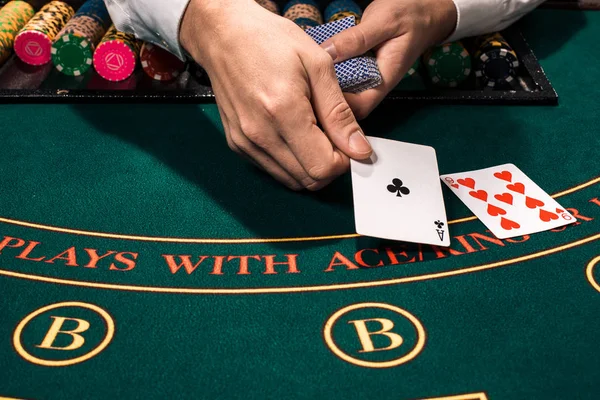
[448,0,546,42]
[103,0,191,59]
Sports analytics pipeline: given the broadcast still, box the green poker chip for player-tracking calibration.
[51,33,93,76]
[424,42,471,88]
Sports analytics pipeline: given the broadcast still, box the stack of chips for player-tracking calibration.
[93,25,141,81]
[283,0,323,30]
[14,1,75,66]
[324,0,362,23]
[51,0,111,76]
[255,0,279,14]
[305,16,381,93]
[0,0,35,66]
[139,42,186,81]
[423,41,471,88]
[473,32,519,89]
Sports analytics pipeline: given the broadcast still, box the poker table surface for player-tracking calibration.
[0,9,599,400]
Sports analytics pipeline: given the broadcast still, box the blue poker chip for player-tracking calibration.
[324,0,362,22]
[75,0,111,28]
[283,0,320,14]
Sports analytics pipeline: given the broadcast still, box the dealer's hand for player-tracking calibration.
[320,0,458,119]
[180,0,373,191]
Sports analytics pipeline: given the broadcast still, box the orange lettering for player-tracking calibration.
[263,254,299,275]
[590,198,600,207]
[163,255,207,274]
[227,255,260,275]
[15,241,45,262]
[45,247,78,266]
[83,249,117,269]
[567,208,593,222]
[385,248,416,265]
[355,249,384,268]
[210,256,226,275]
[0,236,25,254]
[324,252,360,272]
[454,236,478,253]
[109,252,138,271]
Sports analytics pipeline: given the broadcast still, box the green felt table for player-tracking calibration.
[0,9,599,400]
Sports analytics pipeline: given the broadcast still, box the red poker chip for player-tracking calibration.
[139,42,185,81]
[93,40,137,82]
[14,30,53,66]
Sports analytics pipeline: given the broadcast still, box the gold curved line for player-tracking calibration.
[0,176,597,245]
[552,177,600,198]
[0,234,598,295]
[585,255,600,293]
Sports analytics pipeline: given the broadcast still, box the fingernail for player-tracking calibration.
[323,43,337,61]
[349,131,371,155]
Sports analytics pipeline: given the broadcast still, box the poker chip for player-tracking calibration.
[405,57,420,78]
[51,33,94,76]
[283,0,319,14]
[473,32,520,89]
[14,1,75,66]
[139,42,186,81]
[324,0,362,22]
[93,25,140,81]
[423,41,471,88]
[51,0,111,76]
[0,0,35,66]
[284,3,323,25]
[328,10,361,23]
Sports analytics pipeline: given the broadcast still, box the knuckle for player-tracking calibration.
[307,162,336,181]
[328,101,356,127]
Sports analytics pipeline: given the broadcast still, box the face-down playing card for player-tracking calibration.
[440,163,576,239]
[305,16,382,93]
[350,137,450,246]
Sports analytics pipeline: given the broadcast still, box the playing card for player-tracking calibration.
[305,17,382,93]
[350,137,450,246]
[440,164,576,239]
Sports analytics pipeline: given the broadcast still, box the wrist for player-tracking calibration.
[429,0,458,44]
[179,0,247,64]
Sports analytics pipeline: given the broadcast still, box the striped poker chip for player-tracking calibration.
[51,33,94,76]
[282,0,319,14]
[474,47,519,88]
[324,0,362,22]
[139,42,185,81]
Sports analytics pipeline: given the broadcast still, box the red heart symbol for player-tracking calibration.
[457,178,475,189]
[500,217,520,230]
[539,209,559,222]
[487,204,506,216]
[525,196,544,209]
[556,208,565,213]
[494,193,513,205]
[469,190,488,202]
[494,171,512,182]
[506,182,525,194]
[451,183,459,189]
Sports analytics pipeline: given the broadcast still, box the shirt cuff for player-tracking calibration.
[447,0,500,42]
[104,0,191,60]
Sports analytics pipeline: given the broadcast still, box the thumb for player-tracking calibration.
[320,18,391,63]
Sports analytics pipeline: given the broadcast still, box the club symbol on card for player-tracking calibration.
[387,178,410,197]
[434,220,445,242]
